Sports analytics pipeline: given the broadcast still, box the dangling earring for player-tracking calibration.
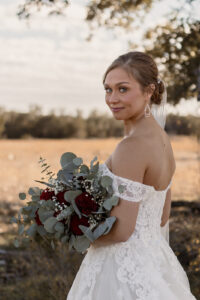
[144,103,151,117]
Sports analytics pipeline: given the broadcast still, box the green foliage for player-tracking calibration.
[145,21,200,103]
[17,0,69,19]
[19,193,26,200]
[165,114,200,136]
[0,106,199,139]
[85,0,153,29]
[16,0,200,104]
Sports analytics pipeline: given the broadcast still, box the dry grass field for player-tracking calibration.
[0,135,199,206]
[0,135,199,300]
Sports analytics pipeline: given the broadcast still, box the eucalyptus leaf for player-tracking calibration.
[10,216,18,224]
[97,206,104,214]
[29,206,39,218]
[28,187,41,196]
[90,156,98,169]
[23,206,32,212]
[18,207,23,221]
[43,217,58,233]
[73,157,83,166]
[64,161,77,172]
[60,152,77,169]
[91,162,99,174]
[21,206,32,217]
[111,195,119,206]
[45,200,54,209]
[38,208,54,223]
[80,164,89,174]
[26,223,37,237]
[37,225,46,236]
[118,184,126,193]
[101,176,113,188]
[73,235,91,253]
[103,198,113,210]
[55,231,62,239]
[93,216,116,240]
[107,185,113,194]
[61,235,68,244]
[64,190,82,218]
[56,206,73,221]
[22,237,30,246]
[18,224,24,235]
[87,173,95,180]
[34,180,55,188]
[19,192,26,200]
[51,240,55,250]
[57,169,74,184]
[13,239,20,248]
[103,216,116,235]
[31,195,40,202]
[69,234,76,251]
[54,222,64,234]
[103,195,119,210]
[78,225,95,242]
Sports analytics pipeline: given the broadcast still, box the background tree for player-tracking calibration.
[17,0,200,105]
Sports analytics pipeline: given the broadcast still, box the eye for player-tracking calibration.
[119,87,127,93]
[104,87,112,94]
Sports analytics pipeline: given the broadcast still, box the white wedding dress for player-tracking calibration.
[66,162,197,300]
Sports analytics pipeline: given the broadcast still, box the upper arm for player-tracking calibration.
[112,137,147,183]
[110,138,147,241]
[161,188,172,227]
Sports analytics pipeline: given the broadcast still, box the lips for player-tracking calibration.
[111,107,124,112]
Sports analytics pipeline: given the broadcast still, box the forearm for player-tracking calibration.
[92,231,123,248]
[92,220,125,248]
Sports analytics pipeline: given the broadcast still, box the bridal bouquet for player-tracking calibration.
[11,152,125,253]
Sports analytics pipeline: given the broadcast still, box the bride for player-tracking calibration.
[67,51,197,300]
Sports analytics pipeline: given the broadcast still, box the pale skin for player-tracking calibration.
[92,67,176,248]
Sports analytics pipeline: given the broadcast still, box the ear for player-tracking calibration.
[147,83,155,97]
[144,83,155,100]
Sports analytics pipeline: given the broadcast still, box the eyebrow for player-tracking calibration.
[103,81,130,87]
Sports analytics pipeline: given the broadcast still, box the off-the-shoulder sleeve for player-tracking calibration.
[98,164,151,203]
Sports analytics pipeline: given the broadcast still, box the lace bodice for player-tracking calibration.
[98,163,172,243]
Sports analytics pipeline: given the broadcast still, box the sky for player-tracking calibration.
[0,0,200,118]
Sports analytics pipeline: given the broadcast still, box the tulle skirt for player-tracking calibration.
[66,235,197,300]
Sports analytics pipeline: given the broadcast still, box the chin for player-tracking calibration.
[114,115,124,120]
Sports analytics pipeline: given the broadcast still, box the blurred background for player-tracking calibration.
[0,0,199,299]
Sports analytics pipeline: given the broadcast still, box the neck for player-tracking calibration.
[123,113,155,138]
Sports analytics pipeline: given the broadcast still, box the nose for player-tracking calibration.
[107,91,120,105]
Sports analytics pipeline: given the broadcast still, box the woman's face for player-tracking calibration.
[104,67,150,120]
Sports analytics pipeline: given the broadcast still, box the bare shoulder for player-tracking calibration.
[111,136,148,183]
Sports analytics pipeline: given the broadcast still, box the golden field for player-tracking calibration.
[0,135,199,206]
[0,135,200,300]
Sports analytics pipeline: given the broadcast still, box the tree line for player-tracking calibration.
[0,106,199,139]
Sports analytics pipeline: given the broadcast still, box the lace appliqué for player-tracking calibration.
[109,238,164,300]
[98,163,151,202]
[67,245,108,300]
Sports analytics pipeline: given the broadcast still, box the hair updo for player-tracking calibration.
[102,51,165,105]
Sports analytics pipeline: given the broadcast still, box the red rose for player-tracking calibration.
[40,188,55,200]
[75,192,98,215]
[57,190,70,206]
[69,214,89,235]
[35,188,54,225]
[35,188,69,226]
[35,208,65,226]
[35,208,43,226]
